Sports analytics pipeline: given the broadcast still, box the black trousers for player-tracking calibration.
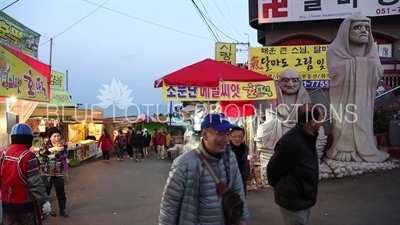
[135,147,144,159]
[126,144,133,157]
[42,176,66,201]
[102,150,110,160]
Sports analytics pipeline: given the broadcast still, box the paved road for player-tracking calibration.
[44,155,400,225]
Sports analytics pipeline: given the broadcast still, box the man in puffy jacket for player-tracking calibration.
[0,123,51,225]
[159,113,248,225]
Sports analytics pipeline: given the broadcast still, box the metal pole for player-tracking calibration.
[375,85,400,99]
[66,69,68,91]
[169,101,173,126]
[0,0,19,11]
[49,38,53,65]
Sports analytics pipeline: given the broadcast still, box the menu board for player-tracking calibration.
[88,124,103,140]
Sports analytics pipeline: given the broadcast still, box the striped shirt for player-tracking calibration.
[26,153,40,177]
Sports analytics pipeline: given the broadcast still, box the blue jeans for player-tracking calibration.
[117,147,124,159]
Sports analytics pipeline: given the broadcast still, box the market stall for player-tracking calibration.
[154,58,277,162]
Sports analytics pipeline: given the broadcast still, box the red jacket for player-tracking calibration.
[156,133,165,146]
[98,135,113,151]
[1,144,35,204]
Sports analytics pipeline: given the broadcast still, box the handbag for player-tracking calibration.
[196,148,244,225]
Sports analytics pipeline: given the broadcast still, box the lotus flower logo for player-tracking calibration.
[96,78,133,109]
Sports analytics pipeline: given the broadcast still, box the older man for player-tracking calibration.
[267,104,324,225]
[159,113,249,225]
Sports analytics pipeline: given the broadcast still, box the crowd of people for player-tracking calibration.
[97,127,172,163]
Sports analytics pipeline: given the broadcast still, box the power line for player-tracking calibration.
[192,0,239,43]
[198,0,221,41]
[191,0,220,42]
[40,0,109,47]
[83,0,215,42]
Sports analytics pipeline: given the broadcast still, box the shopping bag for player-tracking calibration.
[96,143,103,158]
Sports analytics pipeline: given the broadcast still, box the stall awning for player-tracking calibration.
[37,89,74,107]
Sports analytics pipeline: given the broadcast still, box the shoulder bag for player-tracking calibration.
[196,149,244,225]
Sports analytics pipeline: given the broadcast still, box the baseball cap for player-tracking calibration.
[201,113,234,132]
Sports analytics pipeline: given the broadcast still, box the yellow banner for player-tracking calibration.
[51,70,65,90]
[49,90,73,106]
[0,46,49,102]
[163,81,277,101]
[249,45,329,80]
[215,42,236,65]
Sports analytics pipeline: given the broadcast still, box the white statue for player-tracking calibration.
[255,69,327,185]
[326,14,390,163]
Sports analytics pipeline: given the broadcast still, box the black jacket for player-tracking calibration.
[229,142,249,183]
[132,133,145,149]
[267,124,319,211]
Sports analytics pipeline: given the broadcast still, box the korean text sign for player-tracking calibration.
[0,46,49,102]
[0,12,41,58]
[249,45,330,80]
[51,70,65,90]
[258,0,400,24]
[49,90,73,106]
[163,81,277,101]
[215,43,237,65]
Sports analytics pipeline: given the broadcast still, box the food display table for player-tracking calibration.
[67,140,97,161]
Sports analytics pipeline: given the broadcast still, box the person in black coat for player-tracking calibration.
[132,129,146,162]
[267,104,324,225]
[229,126,249,197]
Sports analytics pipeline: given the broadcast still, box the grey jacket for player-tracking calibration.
[159,143,249,225]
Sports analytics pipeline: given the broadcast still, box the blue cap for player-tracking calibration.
[10,123,33,136]
[201,113,234,132]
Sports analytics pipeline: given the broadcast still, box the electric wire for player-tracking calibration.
[191,0,220,41]
[83,0,215,42]
[39,0,110,47]
[198,0,221,41]
[192,0,239,43]
[201,0,230,41]
[221,0,247,42]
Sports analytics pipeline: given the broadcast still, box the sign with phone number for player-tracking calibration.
[302,80,330,89]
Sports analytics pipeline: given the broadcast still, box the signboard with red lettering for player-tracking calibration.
[0,12,41,58]
[258,0,400,24]
[0,45,49,102]
[162,81,277,101]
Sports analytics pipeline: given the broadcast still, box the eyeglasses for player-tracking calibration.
[231,136,244,139]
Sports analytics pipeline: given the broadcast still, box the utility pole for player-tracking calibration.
[236,33,250,67]
[49,38,53,66]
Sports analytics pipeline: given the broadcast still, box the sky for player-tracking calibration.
[1,0,259,117]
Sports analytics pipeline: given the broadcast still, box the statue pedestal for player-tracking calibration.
[319,157,400,179]
[258,148,274,187]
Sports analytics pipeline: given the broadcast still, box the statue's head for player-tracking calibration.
[349,20,370,46]
[278,69,301,95]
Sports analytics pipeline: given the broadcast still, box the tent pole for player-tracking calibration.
[169,101,173,126]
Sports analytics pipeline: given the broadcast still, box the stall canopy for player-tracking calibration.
[154,58,273,88]
[154,58,274,117]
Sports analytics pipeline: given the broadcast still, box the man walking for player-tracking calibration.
[229,126,249,197]
[159,113,248,225]
[132,128,145,162]
[267,104,324,225]
[125,127,133,159]
[156,131,166,160]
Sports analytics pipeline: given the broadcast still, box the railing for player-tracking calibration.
[382,60,400,88]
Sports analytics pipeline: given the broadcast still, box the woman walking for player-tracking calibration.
[97,129,113,163]
[143,129,151,157]
[40,127,69,218]
[114,130,126,162]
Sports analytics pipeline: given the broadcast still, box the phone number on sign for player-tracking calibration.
[302,80,330,89]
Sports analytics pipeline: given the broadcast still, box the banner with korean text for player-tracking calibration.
[51,70,65,90]
[249,45,330,88]
[258,0,400,24]
[0,45,49,102]
[215,42,236,65]
[0,12,41,58]
[163,81,277,101]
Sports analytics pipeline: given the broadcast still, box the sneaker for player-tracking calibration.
[157,157,160,159]
[161,157,164,160]
[127,156,130,159]
[135,159,139,162]
[130,157,133,160]
[141,159,144,162]
[120,159,123,162]
[106,160,109,163]
[117,158,120,161]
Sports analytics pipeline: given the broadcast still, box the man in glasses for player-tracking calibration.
[229,126,249,197]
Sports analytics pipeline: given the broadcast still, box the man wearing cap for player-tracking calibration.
[159,113,248,225]
[0,123,51,225]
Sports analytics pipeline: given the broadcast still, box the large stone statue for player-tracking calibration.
[326,14,390,163]
[255,69,327,186]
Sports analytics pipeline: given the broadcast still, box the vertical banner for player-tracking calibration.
[0,12,41,58]
[215,42,236,65]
